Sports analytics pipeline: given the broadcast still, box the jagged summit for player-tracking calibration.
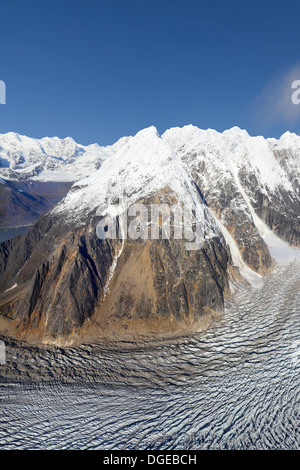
[53,125,209,222]
[1,125,300,185]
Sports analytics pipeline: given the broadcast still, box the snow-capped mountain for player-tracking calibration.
[0,132,111,182]
[163,125,300,268]
[51,124,300,272]
[0,125,300,345]
[52,127,215,238]
[0,132,113,229]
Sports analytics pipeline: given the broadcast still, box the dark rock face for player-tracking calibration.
[190,169,274,274]
[250,188,300,246]
[238,168,300,246]
[0,221,116,339]
[0,215,55,293]
[151,236,230,319]
[96,235,231,335]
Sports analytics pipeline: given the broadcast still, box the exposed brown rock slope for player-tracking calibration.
[0,188,235,344]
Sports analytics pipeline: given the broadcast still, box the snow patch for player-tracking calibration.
[4,283,18,293]
[102,240,124,300]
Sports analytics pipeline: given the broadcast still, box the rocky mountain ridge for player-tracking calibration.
[0,125,299,344]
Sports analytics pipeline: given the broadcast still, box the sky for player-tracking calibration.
[0,0,300,145]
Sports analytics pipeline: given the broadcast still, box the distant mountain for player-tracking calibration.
[0,132,111,229]
[0,178,72,230]
[0,132,110,182]
[0,125,299,345]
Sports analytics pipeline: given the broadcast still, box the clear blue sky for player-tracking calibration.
[0,0,300,145]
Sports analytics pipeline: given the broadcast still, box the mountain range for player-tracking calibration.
[0,125,300,345]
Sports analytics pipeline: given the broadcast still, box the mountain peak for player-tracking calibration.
[134,125,160,140]
[1,131,24,142]
[222,126,250,138]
